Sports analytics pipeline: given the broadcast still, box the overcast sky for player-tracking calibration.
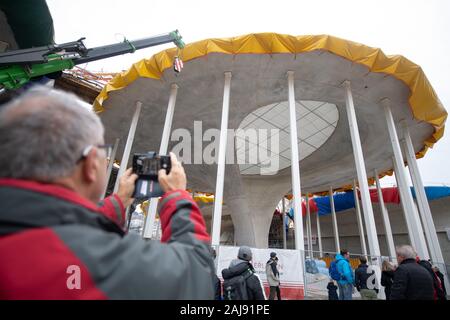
[46,0,450,187]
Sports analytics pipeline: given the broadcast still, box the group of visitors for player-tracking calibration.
[215,246,282,300]
[327,246,447,300]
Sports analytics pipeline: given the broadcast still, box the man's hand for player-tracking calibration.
[116,168,138,207]
[158,152,187,192]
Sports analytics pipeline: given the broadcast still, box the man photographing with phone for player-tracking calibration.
[0,86,215,299]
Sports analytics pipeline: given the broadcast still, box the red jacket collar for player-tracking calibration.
[0,178,100,213]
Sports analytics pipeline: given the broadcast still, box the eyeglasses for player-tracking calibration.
[77,144,113,163]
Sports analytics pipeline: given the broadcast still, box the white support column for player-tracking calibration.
[374,169,397,263]
[113,101,142,194]
[211,72,232,246]
[382,98,429,260]
[143,84,179,239]
[287,71,305,251]
[353,179,368,257]
[392,157,416,248]
[403,125,442,262]
[306,194,313,258]
[329,186,340,253]
[102,137,120,199]
[282,197,287,249]
[316,206,323,258]
[344,81,381,261]
[344,81,383,297]
[402,124,449,289]
[304,198,310,254]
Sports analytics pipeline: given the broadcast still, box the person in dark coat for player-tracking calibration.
[432,265,447,300]
[418,260,446,300]
[354,256,378,300]
[390,245,434,300]
[221,246,265,300]
[327,280,339,300]
[381,260,395,300]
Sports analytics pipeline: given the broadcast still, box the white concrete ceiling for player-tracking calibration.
[99,50,434,194]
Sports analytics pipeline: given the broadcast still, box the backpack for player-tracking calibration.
[329,260,342,281]
[223,269,254,300]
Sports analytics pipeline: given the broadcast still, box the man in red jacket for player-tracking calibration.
[0,86,215,299]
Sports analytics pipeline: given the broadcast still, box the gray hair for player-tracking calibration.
[0,86,104,181]
[396,245,417,260]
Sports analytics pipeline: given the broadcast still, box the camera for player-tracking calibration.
[132,152,171,199]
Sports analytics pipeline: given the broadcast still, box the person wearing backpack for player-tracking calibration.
[221,246,265,300]
[329,249,354,300]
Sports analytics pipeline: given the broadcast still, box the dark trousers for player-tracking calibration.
[269,286,281,300]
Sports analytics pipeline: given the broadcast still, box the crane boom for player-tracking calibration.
[0,30,185,89]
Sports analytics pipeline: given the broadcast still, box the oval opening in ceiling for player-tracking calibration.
[236,100,339,175]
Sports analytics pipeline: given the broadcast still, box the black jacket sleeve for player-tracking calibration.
[381,271,393,287]
[381,272,388,287]
[247,275,265,300]
[214,275,222,300]
[354,268,361,291]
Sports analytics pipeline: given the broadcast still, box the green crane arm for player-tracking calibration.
[0,30,185,90]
